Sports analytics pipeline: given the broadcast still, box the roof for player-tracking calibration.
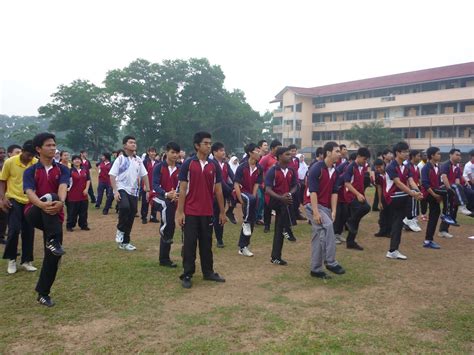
[272,62,474,102]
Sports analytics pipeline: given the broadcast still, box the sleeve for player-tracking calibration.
[343,163,355,183]
[152,164,166,197]
[139,159,148,178]
[406,163,413,178]
[59,165,71,185]
[0,159,11,181]
[264,167,276,188]
[86,170,91,181]
[109,156,121,176]
[385,162,398,180]
[439,162,449,176]
[463,162,472,180]
[234,165,243,184]
[421,164,430,189]
[308,163,322,193]
[23,166,36,192]
[226,163,235,183]
[213,161,222,184]
[178,159,191,182]
[256,167,263,185]
[332,172,341,194]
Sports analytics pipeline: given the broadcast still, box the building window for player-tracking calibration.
[359,110,372,120]
[461,101,474,113]
[312,132,322,141]
[295,138,302,148]
[346,112,358,121]
[404,106,419,117]
[441,103,457,114]
[421,104,438,115]
[295,120,302,131]
[284,120,294,130]
[421,82,439,92]
[295,103,302,112]
[273,117,282,125]
[312,114,324,123]
[284,105,293,113]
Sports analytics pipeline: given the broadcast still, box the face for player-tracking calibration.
[73,158,82,167]
[398,149,409,161]
[340,147,348,158]
[327,147,341,164]
[356,156,368,166]
[272,145,281,154]
[375,165,385,174]
[260,142,269,154]
[124,139,137,152]
[148,150,157,160]
[412,153,421,164]
[450,151,461,164]
[195,138,212,155]
[10,148,21,157]
[0,149,5,160]
[36,138,57,159]
[432,151,441,162]
[279,150,292,164]
[249,149,260,161]
[61,152,70,162]
[179,150,186,159]
[82,151,88,158]
[21,152,35,162]
[383,152,393,161]
[289,148,297,157]
[167,149,179,163]
[213,148,226,160]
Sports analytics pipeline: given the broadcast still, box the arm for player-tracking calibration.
[330,193,338,221]
[0,181,11,211]
[376,184,384,210]
[110,175,121,201]
[393,177,422,200]
[310,192,321,224]
[252,183,259,197]
[214,182,226,225]
[234,182,244,205]
[176,181,187,227]
[345,181,365,202]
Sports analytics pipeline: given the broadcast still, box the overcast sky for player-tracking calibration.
[1,0,473,116]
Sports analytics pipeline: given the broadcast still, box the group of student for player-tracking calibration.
[1,131,473,306]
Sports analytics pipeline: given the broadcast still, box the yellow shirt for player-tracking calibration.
[0,155,38,204]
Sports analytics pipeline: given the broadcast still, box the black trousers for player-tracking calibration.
[406,196,419,219]
[425,195,441,241]
[346,199,371,244]
[25,204,63,297]
[140,189,158,220]
[372,188,380,211]
[334,202,349,235]
[0,209,7,240]
[387,195,409,251]
[154,197,177,263]
[181,215,214,278]
[269,197,294,260]
[420,199,428,215]
[212,183,233,242]
[264,202,272,228]
[289,184,300,225]
[377,197,392,235]
[96,182,114,212]
[66,200,88,229]
[117,190,138,244]
[238,192,257,248]
[3,200,34,263]
[88,182,96,203]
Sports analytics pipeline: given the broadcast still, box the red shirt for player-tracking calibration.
[259,153,278,176]
[288,156,300,174]
[152,161,180,198]
[68,167,90,202]
[304,161,339,209]
[98,161,111,185]
[343,162,368,203]
[265,164,297,195]
[234,161,263,194]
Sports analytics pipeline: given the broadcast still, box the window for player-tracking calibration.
[461,101,474,113]
[312,114,324,123]
[284,105,293,113]
[421,104,438,115]
[346,112,358,121]
[283,138,293,146]
[312,132,322,141]
[284,120,294,130]
[273,117,282,125]
[359,110,372,120]
[295,120,302,131]
[421,82,439,92]
[375,109,388,119]
[295,138,302,148]
[404,106,419,117]
[295,103,302,112]
[440,103,457,114]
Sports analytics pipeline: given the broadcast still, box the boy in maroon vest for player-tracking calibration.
[66,155,91,232]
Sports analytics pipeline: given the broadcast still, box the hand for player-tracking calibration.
[356,193,366,203]
[378,202,384,211]
[45,201,63,215]
[433,193,442,203]
[331,210,336,222]
[176,211,185,227]
[219,212,227,226]
[114,191,121,202]
[167,188,177,200]
[0,198,12,212]
[281,193,293,205]
[312,211,322,225]
[414,191,423,201]
[83,189,88,196]
[146,192,150,202]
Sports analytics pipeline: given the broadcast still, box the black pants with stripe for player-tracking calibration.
[154,197,177,263]
[117,190,138,244]
[269,197,294,260]
[140,189,158,221]
[334,201,349,235]
[346,199,371,244]
[3,199,34,263]
[425,195,441,241]
[387,194,409,251]
[238,192,257,248]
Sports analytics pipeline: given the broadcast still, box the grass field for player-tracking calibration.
[1,185,473,353]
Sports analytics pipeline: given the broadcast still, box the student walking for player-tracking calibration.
[66,155,91,232]
[95,153,114,215]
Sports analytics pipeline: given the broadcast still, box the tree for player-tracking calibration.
[346,120,397,155]
[0,115,51,147]
[39,80,120,158]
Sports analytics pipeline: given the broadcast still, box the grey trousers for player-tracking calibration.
[305,203,339,273]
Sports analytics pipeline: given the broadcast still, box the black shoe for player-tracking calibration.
[326,264,345,275]
[37,295,55,307]
[149,217,159,223]
[203,272,226,282]
[81,227,91,231]
[310,271,332,279]
[141,219,148,224]
[46,240,65,256]
[264,227,270,233]
[345,221,357,234]
[374,232,386,238]
[283,232,297,242]
[271,258,288,266]
[226,210,237,224]
[66,227,73,232]
[372,208,380,212]
[216,240,225,248]
[160,261,177,268]
[347,243,364,251]
[181,276,192,289]
[95,205,100,209]
[102,210,109,215]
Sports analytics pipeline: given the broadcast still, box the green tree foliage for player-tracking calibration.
[346,120,398,154]
[0,115,51,147]
[39,80,120,158]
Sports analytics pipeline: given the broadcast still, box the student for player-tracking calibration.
[0,146,6,245]
[336,144,348,166]
[372,149,393,211]
[420,147,443,249]
[403,150,423,232]
[211,142,235,247]
[59,151,71,168]
[80,150,96,204]
[7,144,22,158]
[288,144,305,223]
[234,143,263,257]
[141,147,160,224]
[315,147,324,162]
[373,159,391,238]
[383,142,422,260]
[1,140,37,274]
[176,131,226,289]
[418,151,429,221]
[333,152,353,244]
[23,132,69,307]
[462,149,474,186]
[343,147,372,250]
[304,141,345,279]
[66,155,91,232]
[265,147,298,265]
[255,140,268,225]
[259,139,282,233]
[95,152,114,215]
[109,136,150,251]
[152,142,181,268]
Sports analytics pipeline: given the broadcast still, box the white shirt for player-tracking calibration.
[463,160,474,182]
[109,154,148,196]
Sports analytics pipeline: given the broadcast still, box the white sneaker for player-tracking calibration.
[119,243,136,251]
[438,231,453,238]
[468,236,474,240]
[239,246,254,257]
[21,262,37,272]
[386,250,408,260]
[335,234,346,243]
[404,218,422,232]
[115,230,124,243]
[7,260,17,274]
[459,205,473,216]
[242,222,252,237]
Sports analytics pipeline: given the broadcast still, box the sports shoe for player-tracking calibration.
[242,222,252,237]
[141,218,148,224]
[203,273,226,282]
[335,238,342,245]
[423,240,441,249]
[335,234,346,243]
[239,246,254,257]
[438,231,453,238]
[102,210,109,215]
[459,205,473,216]
[440,215,459,226]
[81,226,91,231]
[326,264,346,274]
[310,271,332,279]
[66,227,73,232]
[119,243,136,251]
[403,217,422,232]
[149,217,160,223]
[216,240,225,248]
[37,295,55,307]
[347,243,364,251]
[46,240,65,256]
[271,258,288,265]
[263,227,270,233]
[159,261,177,268]
[7,260,17,274]
[21,262,37,272]
[386,250,407,260]
[181,276,192,289]
[283,231,296,242]
[226,210,237,224]
[115,230,124,243]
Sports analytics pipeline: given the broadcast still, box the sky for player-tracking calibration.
[1,0,473,116]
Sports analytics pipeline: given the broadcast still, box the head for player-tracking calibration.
[392,142,409,162]
[257,140,269,155]
[449,148,461,164]
[348,152,357,162]
[275,147,291,164]
[60,150,69,162]
[356,147,370,166]
[374,158,385,174]
[269,139,282,155]
[426,147,441,163]
[80,150,88,159]
[71,155,82,168]
[211,142,226,161]
[315,147,323,161]
[165,142,181,163]
[179,150,186,159]
[323,141,341,164]
[32,133,57,159]
[0,147,5,160]
[102,152,111,162]
[122,135,137,153]
[7,144,22,157]
[147,147,157,160]
[339,144,348,159]
[193,131,212,155]
[21,140,36,162]
[244,143,260,162]
[288,144,297,158]
[409,149,421,164]
[382,148,393,162]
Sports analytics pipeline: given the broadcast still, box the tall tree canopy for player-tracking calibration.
[346,120,398,155]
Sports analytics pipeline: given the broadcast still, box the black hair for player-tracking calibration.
[374,158,384,166]
[257,140,267,148]
[269,139,282,150]
[147,147,157,153]
[244,143,258,156]
[71,155,81,162]
[0,147,5,152]
[122,135,136,145]
[322,141,339,158]
[392,141,409,154]
[80,149,87,154]
[103,152,111,161]
[349,152,357,161]
[449,148,461,155]
[275,147,290,160]
[315,147,323,157]
[339,144,347,149]
[426,147,440,160]
[7,144,22,154]
[22,140,36,155]
[288,144,297,150]
[60,150,68,158]
[357,147,371,159]
[211,142,225,154]
[382,148,392,157]
[409,149,420,159]
[376,151,382,157]
[193,131,211,150]
[166,142,181,152]
[32,132,56,149]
